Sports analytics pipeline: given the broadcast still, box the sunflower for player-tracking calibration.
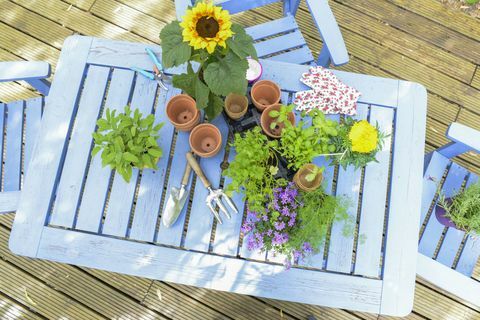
[180,2,233,54]
[348,120,378,153]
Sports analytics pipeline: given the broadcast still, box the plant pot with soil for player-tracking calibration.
[293,163,323,192]
[166,94,200,131]
[189,123,222,158]
[251,80,281,112]
[224,93,249,120]
[260,104,295,138]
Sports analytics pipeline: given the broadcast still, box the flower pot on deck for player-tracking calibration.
[260,104,295,139]
[251,80,281,112]
[166,94,200,131]
[189,123,222,158]
[293,163,323,192]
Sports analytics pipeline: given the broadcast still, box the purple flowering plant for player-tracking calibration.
[242,182,351,269]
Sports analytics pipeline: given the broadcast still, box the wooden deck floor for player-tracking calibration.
[0,0,479,319]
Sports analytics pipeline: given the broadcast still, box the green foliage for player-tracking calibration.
[289,187,352,253]
[304,165,324,182]
[92,106,164,183]
[465,0,479,5]
[331,117,386,169]
[223,127,286,213]
[438,180,480,235]
[160,20,257,120]
[268,104,294,130]
[278,109,339,169]
[159,21,192,68]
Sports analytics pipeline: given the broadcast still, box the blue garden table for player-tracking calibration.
[9,36,427,316]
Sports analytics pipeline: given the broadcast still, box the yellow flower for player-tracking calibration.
[348,120,378,153]
[180,2,233,54]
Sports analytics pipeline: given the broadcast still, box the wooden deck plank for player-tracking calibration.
[0,221,166,320]
[63,0,96,11]
[0,292,44,320]
[472,67,480,90]
[335,0,480,64]
[386,0,480,42]
[0,1,73,49]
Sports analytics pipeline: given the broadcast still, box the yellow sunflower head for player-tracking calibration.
[348,120,378,153]
[179,2,233,54]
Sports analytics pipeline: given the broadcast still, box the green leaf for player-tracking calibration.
[91,146,101,157]
[123,152,139,163]
[203,51,248,96]
[159,21,191,68]
[195,78,210,109]
[172,72,196,97]
[305,172,316,182]
[205,93,224,120]
[148,148,163,158]
[227,24,258,60]
[269,110,280,117]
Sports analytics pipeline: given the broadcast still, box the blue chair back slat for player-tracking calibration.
[419,162,467,258]
[245,15,298,41]
[217,0,283,15]
[436,173,478,268]
[268,47,314,65]
[4,101,24,192]
[254,30,306,58]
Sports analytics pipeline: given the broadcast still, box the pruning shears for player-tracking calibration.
[130,47,171,91]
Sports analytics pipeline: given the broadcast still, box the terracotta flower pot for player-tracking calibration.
[251,80,281,112]
[224,93,248,120]
[189,123,222,158]
[293,163,323,192]
[435,198,459,229]
[260,104,295,138]
[166,94,200,131]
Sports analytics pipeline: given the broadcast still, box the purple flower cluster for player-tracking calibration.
[241,183,314,269]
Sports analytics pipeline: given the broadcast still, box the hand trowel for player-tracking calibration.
[162,162,192,228]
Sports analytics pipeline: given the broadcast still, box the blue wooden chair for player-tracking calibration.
[0,61,50,213]
[419,122,480,306]
[174,0,349,67]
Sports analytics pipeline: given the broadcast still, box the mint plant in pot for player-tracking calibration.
[92,106,164,182]
[159,1,257,120]
[436,181,480,235]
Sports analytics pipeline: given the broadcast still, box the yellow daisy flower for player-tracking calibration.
[180,2,233,54]
[348,120,378,153]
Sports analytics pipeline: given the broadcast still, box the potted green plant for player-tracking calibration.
[91,106,164,182]
[223,127,286,213]
[331,118,387,169]
[278,109,339,170]
[436,181,480,235]
[159,1,257,120]
[260,104,295,138]
[293,163,323,192]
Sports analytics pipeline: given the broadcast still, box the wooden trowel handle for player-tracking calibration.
[186,152,211,188]
[181,162,192,186]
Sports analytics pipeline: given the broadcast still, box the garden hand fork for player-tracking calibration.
[186,152,238,224]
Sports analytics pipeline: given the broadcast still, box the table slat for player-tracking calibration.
[24,97,43,175]
[102,76,158,237]
[4,101,24,191]
[354,106,394,277]
[326,104,368,274]
[75,69,135,232]
[183,116,229,252]
[129,87,178,242]
[49,66,110,227]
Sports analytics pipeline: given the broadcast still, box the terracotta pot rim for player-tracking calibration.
[166,94,199,127]
[251,80,281,111]
[260,104,295,138]
[294,163,323,191]
[189,123,222,158]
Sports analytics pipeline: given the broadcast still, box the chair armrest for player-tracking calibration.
[0,61,51,82]
[447,122,480,154]
[305,0,349,66]
[174,0,192,20]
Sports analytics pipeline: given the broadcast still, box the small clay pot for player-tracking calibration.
[224,93,248,120]
[166,94,200,131]
[260,104,295,138]
[293,164,323,192]
[251,80,281,112]
[435,199,458,229]
[189,123,222,158]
